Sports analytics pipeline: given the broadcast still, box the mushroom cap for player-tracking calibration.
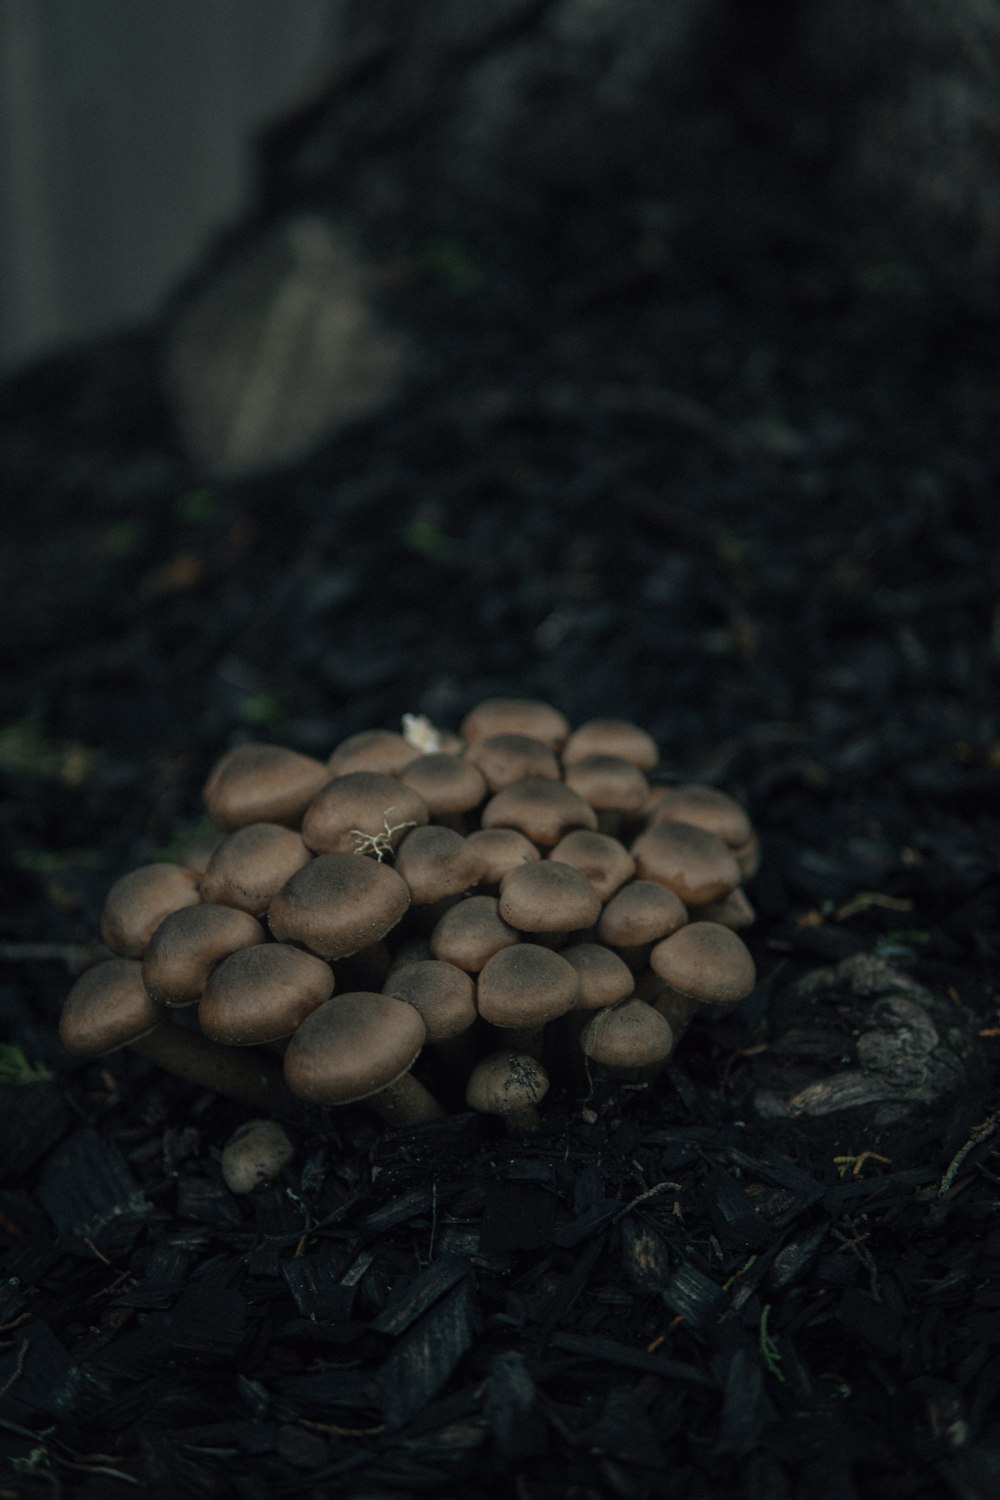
[466,733,561,792]
[60,958,162,1056]
[649,921,756,1006]
[481,777,598,847]
[561,718,660,770]
[198,822,312,915]
[202,743,329,832]
[393,825,487,905]
[465,1050,549,1115]
[327,729,418,778]
[560,943,635,1011]
[477,943,580,1028]
[699,887,756,931]
[646,783,753,850]
[429,895,520,972]
[398,753,488,817]
[142,903,265,1007]
[221,1119,295,1194]
[300,772,430,856]
[283,991,427,1105]
[563,755,649,814]
[498,860,602,935]
[630,822,741,906]
[464,828,541,887]
[382,959,477,1041]
[597,879,689,949]
[100,863,201,959]
[460,697,570,751]
[268,852,411,959]
[547,830,635,902]
[580,998,674,1070]
[733,833,761,880]
[200,942,335,1045]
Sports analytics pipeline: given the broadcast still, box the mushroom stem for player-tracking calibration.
[130,1021,295,1114]
[365,1070,447,1127]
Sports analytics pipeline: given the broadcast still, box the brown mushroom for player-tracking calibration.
[199,943,335,1046]
[392,825,487,907]
[465,1049,550,1132]
[481,776,598,847]
[383,958,479,1085]
[198,823,312,915]
[301,772,430,856]
[283,991,445,1125]
[398,752,488,829]
[268,853,410,960]
[464,828,541,889]
[142,903,265,1007]
[699,887,756,930]
[460,697,570,751]
[580,998,675,1087]
[466,733,561,791]
[563,754,650,834]
[645,783,754,852]
[561,718,660,770]
[476,942,580,1053]
[100,863,201,959]
[60,958,292,1111]
[202,743,329,832]
[498,860,602,946]
[429,895,520,973]
[596,878,689,970]
[547,830,636,903]
[630,821,741,907]
[327,729,418,777]
[648,921,756,1043]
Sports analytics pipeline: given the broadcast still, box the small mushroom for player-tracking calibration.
[268,853,410,960]
[283,991,445,1125]
[464,828,541,889]
[429,895,521,973]
[398,752,488,829]
[392,825,487,908]
[142,903,265,1007]
[596,878,689,970]
[460,697,570,751]
[60,958,292,1111]
[476,942,580,1053]
[580,998,675,1088]
[561,718,660,770]
[198,823,312,915]
[648,921,756,1043]
[327,729,418,777]
[383,958,479,1086]
[465,1050,550,1132]
[100,863,201,959]
[498,860,602,946]
[699,887,756,930]
[202,743,329,832]
[199,943,335,1046]
[301,772,429,856]
[547,830,636,903]
[645,783,754,852]
[630,821,741,907]
[481,777,598,847]
[563,754,650,835]
[466,733,561,791]
[221,1119,295,1194]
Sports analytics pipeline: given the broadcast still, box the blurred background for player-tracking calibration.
[1,0,344,372]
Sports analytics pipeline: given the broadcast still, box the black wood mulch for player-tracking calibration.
[1,122,1000,1499]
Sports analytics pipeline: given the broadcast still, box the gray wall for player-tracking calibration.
[1,0,344,373]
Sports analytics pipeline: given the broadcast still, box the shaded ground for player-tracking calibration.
[1,67,1000,1498]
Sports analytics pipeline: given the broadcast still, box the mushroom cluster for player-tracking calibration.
[60,698,760,1129]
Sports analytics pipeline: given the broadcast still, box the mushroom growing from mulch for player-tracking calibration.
[58,696,763,1127]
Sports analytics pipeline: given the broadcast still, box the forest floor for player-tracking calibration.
[1,112,1000,1498]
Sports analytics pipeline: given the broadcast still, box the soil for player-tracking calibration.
[1,69,1000,1498]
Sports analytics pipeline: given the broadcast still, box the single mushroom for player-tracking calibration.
[466,732,561,791]
[579,998,675,1088]
[202,743,329,832]
[199,943,335,1046]
[563,754,650,835]
[398,752,488,830]
[465,1049,550,1132]
[645,783,754,852]
[476,942,580,1054]
[630,821,741,907]
[301,772,429,856]
[481,776,598,847]
[221,1119,295,1194]
[198,823,312,915]
[547,830,636,903]
[596,878,689,970]
[392,824,487,910]
[498,859,602,947]
[100,863,201,959]
[268,852,410,960]
[699,887,756,930]
[327,728,419,778]
[550,941,636,1085]
[429,895,521,973]
[464,828,541,889]
[648,921,756,1044]
[60,958,293,1111]
[561,718,660,770]
[142,903,266,1007]
[382,958,479,1086]
[460,697,570,751]
[283,991,445,1125]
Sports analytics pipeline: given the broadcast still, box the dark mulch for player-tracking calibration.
[2,90,1000,1498]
